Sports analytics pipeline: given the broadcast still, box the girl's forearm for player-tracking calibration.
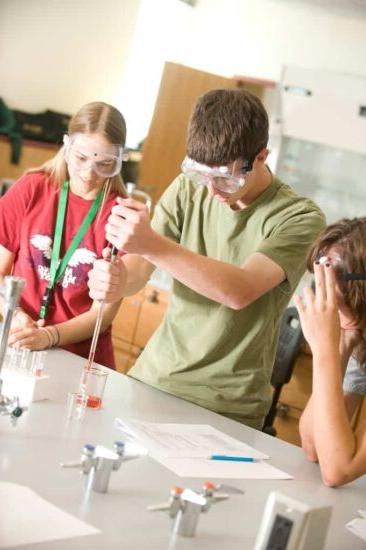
[52,301,121,347]
[311,350,357,485]
[299,396,318,462]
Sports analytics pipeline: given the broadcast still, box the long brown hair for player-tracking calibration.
[307,217,366,368]
[27,101,127,195]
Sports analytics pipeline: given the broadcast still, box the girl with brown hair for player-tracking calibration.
[0,101,127,369]
[295,217,366,486]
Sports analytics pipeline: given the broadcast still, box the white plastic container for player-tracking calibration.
[1,368,50,406]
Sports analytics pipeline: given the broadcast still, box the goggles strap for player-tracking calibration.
[39,180,103,319]
[342,273,366,281]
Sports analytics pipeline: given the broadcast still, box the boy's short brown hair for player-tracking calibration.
[186,88,269,166]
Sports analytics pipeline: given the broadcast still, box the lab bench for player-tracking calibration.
[0,348,365,549]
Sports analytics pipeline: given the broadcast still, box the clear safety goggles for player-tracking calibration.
[318,255,366,281]
[63,134,124,178]
[181,156,252,194]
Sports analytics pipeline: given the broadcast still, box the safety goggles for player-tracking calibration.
[63,134,124,178]
[318,255,366,281]
[181,156,252,194]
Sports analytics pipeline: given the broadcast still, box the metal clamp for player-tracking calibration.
[0,276,26,425]
[60,441,139,493]
[149,482,244,537]
[0,394,25,425]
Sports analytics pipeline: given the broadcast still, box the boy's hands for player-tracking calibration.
[105,198,155,255]
[88,247,127,303]
[294,262,341,356]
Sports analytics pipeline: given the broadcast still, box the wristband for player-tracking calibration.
[50,325,60,347]
[40,327,53,349]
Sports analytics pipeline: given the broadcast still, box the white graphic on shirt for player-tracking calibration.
[61,266,76,288]
[66,248,96,267]
[38,265,51,281]
[30,235,52,260]
[30,234,97,288]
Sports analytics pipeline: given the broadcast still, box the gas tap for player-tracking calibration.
[149,481,244,537]
[60,441,139,493]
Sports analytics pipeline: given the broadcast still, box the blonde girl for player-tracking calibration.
[0,102,127,368]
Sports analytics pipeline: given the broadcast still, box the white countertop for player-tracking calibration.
[0,348,365,549]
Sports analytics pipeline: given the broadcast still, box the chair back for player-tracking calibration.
[271,307,303,387]
[262,307,303,435]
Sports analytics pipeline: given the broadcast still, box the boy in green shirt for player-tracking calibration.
[89,89,325,429]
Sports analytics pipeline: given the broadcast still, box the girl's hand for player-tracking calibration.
[10,309,38,334]
[337,307,361,330]
[8,324,50,350]
[338,308,362,355]
[334,291,363,353]
[294,262,341,356]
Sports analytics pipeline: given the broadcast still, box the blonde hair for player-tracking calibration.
[27,101,127,196]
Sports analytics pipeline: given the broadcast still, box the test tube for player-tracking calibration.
[7,347,23,370]
[19,348,31,372]
[30,351,47,377]
[5,347,15,369]
[66,391,88,421]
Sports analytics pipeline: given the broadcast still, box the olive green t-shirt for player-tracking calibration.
[128,175,325,427]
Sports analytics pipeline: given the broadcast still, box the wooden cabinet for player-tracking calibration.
[273,348,312,446]
[273,348,365,447]
[133,287,169,348]
[112,284,169,373]
[0,136,59,180]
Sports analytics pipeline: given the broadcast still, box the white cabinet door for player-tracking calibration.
[281,66,366,154]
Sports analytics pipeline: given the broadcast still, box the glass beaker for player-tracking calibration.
[67,391,88,421]
[78,366,109,409]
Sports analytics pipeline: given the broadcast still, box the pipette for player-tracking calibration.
[78,188,151,407]
[78,246,118,403]
[87,245,118,370]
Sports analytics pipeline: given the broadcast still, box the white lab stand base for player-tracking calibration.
[1,368,50,406]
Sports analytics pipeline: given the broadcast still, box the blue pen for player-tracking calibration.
[209,455,261,462]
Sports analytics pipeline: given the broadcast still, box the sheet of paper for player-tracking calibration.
[155,456,293,479]
[346,517,366,542]
[0,482,100,548]
[115,419,268,459]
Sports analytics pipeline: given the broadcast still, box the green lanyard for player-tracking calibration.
[39,180,103,319]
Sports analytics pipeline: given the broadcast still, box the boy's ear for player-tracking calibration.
[254,148,269,163]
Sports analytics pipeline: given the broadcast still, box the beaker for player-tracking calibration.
[78,366,109,409]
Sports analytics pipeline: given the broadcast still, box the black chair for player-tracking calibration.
[262,306,303,436]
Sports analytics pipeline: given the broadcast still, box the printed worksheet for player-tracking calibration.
[156,456,293,479]
[115,418,268,459]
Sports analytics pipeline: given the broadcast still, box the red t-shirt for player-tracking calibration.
[0,172,121,369]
